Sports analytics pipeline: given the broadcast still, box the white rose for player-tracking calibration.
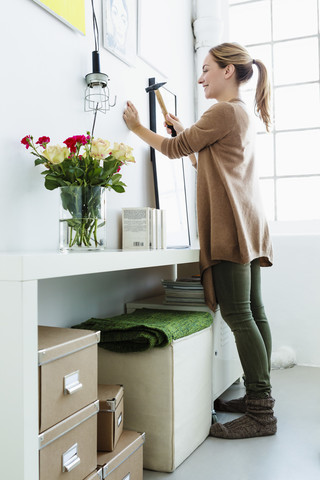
[91,138,111,159]
[42,145,69,164]
[112,142,135,163]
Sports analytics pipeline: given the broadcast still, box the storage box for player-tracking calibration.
[98,327,212,472]
[38,400,99,480]
[38,326,100,433]
[97,384,124,451]
[83,468,103,480]
[126,298,243,404]
[97,430,145,480]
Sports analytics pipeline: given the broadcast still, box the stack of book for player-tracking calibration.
[122,207,166,250]
[161,276,205,306]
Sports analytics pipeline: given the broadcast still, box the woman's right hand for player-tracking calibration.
[123,101,142,132]
[164,113,184,135]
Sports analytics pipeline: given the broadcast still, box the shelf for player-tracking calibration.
[1,247,200,480]
[0,248,200,281]
[126,295,210,313]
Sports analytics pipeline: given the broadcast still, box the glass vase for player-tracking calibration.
[59,186,107,252]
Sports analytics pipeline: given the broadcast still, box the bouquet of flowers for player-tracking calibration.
[21,133,135,249]
[21,133,135,192]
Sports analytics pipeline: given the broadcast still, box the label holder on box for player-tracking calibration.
[63,370,83,395]
[62,443,81,472]
[117,412,123,427]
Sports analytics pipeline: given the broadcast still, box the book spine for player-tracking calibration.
[161,209,167,249]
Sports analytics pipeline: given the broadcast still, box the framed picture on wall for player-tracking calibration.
[102,0,137,66]
[148,78,190,248]
[32,0,86,34]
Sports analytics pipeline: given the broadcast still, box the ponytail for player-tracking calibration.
[209,43,271,132]
[252,59,271,132]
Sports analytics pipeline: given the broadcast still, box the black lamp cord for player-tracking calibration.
[91,0,99,137]
[91,0,99,52]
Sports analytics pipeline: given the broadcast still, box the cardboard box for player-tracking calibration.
[97,384,124,451]
[38,400,99,480]
[38,326,100,433]
[83,468,103,480]
[97,430,145,480]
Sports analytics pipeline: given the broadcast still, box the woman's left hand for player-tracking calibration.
[165,113,184,135]
[123,101,141,132]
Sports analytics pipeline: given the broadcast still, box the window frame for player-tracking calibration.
[228,0,320,228]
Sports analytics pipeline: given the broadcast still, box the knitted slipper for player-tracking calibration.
[210,396,277,439]
[214,395,247,413]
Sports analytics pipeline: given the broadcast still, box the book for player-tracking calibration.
[161,209,167,249]
[122,207,167,250]
[161,276,205,305]
[122,207,154,249]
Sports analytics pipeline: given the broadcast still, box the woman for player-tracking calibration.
[123,42,276,440]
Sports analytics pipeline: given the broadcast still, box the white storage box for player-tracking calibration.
[98,326,212,472]
[126,297,243,401]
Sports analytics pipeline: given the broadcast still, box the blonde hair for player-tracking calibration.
[209,42,271,132]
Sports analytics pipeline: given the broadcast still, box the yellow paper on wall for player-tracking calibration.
[33,0,86,35]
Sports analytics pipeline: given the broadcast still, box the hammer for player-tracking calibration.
[145,81,177,137]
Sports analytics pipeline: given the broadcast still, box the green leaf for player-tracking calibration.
[44,174,68,190]
[111,174,122,184]
[111,184,125,193]
[44,177,60,190]
[34,158,46,166]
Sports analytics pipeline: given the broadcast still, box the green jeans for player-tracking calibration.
[212,259,272,398]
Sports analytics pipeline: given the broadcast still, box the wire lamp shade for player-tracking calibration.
[85,51,116,113]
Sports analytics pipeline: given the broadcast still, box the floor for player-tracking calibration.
[143,366,320,480]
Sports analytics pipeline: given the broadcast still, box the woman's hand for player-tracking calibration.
[164,113,184,135]
[123,101,141,132]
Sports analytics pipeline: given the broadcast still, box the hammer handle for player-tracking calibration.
[155,90,171,125]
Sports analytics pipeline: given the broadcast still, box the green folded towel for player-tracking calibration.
[73,308,213,353]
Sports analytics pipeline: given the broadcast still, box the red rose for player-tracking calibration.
[63,137,77,153]
[75,135,88,145]
[36,136,50,148]
[63,135,88,153]
[21,135,31,149]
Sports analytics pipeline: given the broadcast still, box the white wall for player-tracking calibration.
[2,0,196,252]
[262,234,320,367]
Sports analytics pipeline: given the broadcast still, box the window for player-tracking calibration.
[229,0,320,222]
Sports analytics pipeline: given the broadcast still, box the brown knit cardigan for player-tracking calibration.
[161,99,273,312]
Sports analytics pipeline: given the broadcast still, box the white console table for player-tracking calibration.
[0,248,199,480]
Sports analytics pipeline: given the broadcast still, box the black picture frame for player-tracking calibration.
[148,77,190,248]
